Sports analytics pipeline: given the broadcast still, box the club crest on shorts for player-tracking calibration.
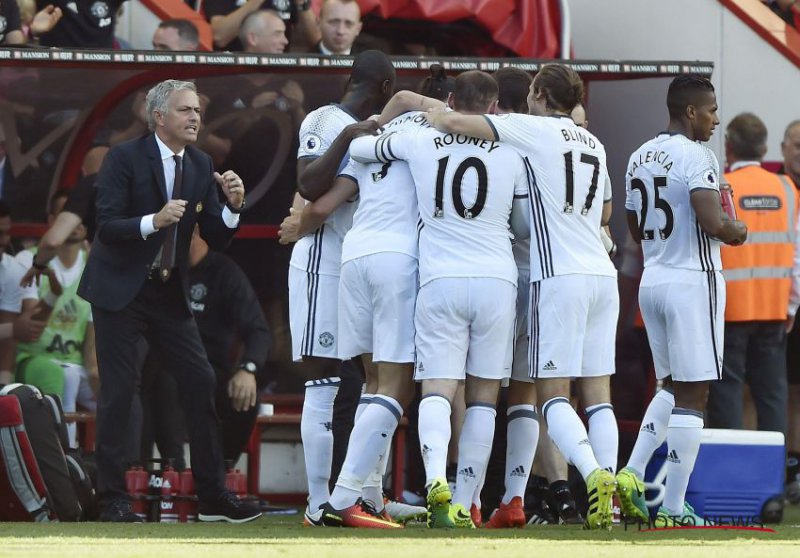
[318,331,334,348]
[196,201,203,213]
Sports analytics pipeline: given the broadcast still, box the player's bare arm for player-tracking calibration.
[426,110,495,140]
[625,209,643,244]
[279,177,358,244]
[377,91,445,125]
[297,120,379,201]
[691,189,748,245]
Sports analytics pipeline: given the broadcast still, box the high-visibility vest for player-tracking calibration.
[721,165,798,321]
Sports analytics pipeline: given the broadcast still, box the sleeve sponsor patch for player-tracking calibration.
[302,134,322,154]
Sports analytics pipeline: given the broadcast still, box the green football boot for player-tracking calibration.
[616,467,649,523]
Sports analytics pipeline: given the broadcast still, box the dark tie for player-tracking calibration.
[159,154,183,282]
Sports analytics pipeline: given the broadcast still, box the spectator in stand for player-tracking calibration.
[141,227,270,469]
[152,18,200,51]
[238,9,288,53]
[35,1,124,48]
[707,114,799,438]
[0,201,49,386]
[315,0,361,55]
[765,0,800,28]
[204,0,318,52]
[782,118,800,504]
[15,190,98,447]
[0,2,61,44]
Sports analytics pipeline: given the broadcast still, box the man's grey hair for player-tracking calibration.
[145,80,197,131]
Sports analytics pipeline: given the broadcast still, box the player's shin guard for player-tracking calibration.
[503,404,539,504]
[418,395,452,485]
[626,389,674,477]
[586,403,618,474]
[301,378,340,511]
[453,404,497,509]
[663,408,703,514]
[543,396,600,479]
[330,395,402,510]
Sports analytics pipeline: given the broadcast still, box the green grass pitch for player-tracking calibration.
[2,506,799,558]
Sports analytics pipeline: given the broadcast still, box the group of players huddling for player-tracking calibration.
[279,49,747,530]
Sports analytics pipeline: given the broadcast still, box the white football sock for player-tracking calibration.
[626,389,675,477]
[418,395,452,487]
[473,464,486,509]
[543,397,600,480]
[452,404,496,509]
[586,403,618,474]
[355,393,372,423]
[663,409,704,514]
[503,404,539,503]
[362,395,403,510]
[301,377,339,511]
[330,394,402,510]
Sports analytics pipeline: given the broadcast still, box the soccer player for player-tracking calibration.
[293,111,426,528]
[616,75,747,526]
[425,64,619,530]
[486,83,595,529]
[351,71,530,528]
[285,50,395,526]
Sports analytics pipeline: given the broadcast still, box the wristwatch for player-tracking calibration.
[226,197,246,213]
[239,360,258,374]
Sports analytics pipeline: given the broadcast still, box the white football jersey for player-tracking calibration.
[624,133,722,271]
[341,112,429,264]
[289,104,359,277]
[485,113,616,282]
[513,236,530,274]
[351,124,529,286]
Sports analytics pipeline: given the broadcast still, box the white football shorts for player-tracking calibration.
[288,266,340,362]
[414,277,516,381]
[337,253,418,363]
[639,266,725,382]
[529,274,618,379]
[511,268,533,383]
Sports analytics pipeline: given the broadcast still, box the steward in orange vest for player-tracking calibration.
[708,113,799,435]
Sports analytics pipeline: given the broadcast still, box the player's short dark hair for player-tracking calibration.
[533,64,583,112]
[417,64,455,102]
[667,74,715,120]
[452,71,498,113]
[726,113,767,160]
[0,200,11,219]
[350,50,396,87]
[159,18,200,49]
[494,67,532,114]
[48,188,72,216]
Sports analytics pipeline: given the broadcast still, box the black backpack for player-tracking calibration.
[0,384,96,521]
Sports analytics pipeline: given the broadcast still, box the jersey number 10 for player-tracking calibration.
[434,156,488,219]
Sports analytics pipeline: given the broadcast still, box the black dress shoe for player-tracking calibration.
[198,490,262,523]
[99,499,144,523]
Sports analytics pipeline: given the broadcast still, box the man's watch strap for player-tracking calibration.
[239,360,258,374]
[226,197,246,214]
